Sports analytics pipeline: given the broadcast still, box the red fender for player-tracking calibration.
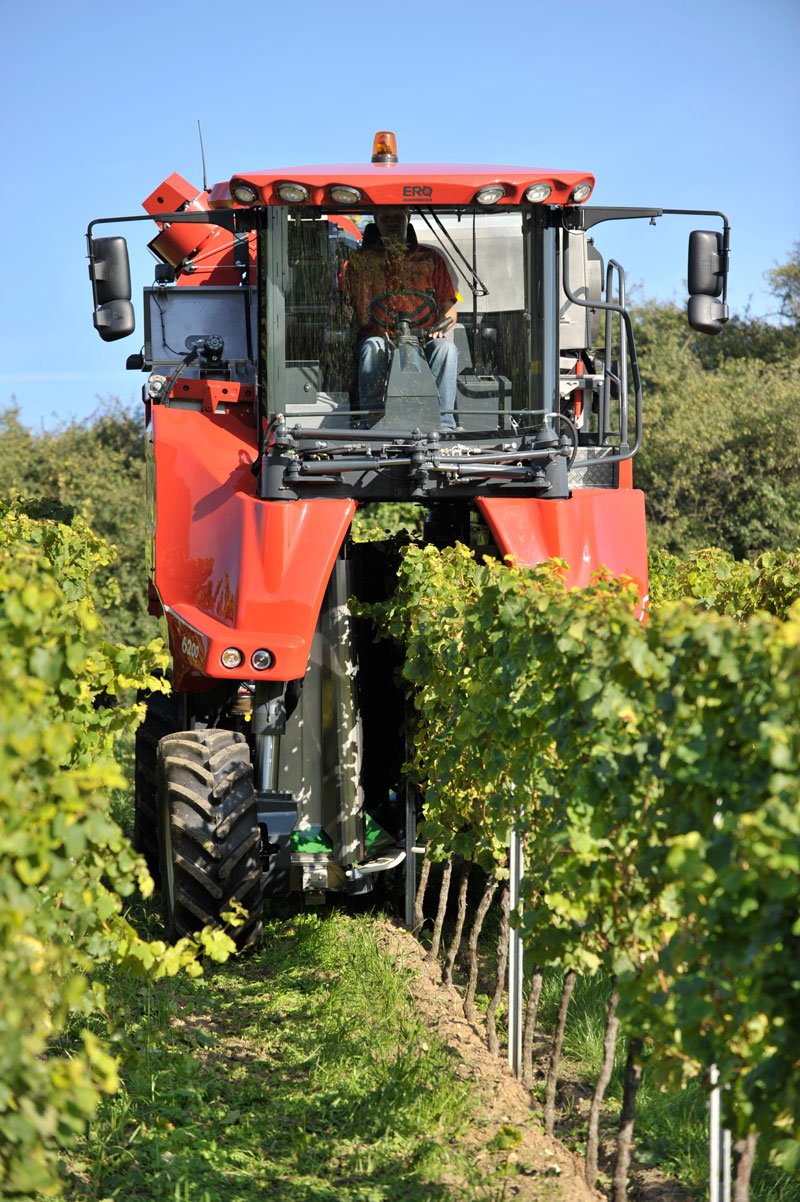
[477,490,648,602]
[149,407,354,687]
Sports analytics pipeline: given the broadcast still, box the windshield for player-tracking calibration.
[259,207,539,436]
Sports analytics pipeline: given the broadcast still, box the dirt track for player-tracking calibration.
[376,920,602,1202]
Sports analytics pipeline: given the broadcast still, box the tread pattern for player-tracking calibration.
[134,691,180,880]
[157,730,263,950]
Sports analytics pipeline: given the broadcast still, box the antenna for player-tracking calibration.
[197,120,208,192]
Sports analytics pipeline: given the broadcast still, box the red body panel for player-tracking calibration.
[617,459,634,489]
[477,490,648,600]
[150,407,355,687]
[212,164,594,209]
[166,378,255,414]
[143,172,255,286]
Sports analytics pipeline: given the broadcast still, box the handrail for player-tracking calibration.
[562,235,643,465]
[603,259,629,448]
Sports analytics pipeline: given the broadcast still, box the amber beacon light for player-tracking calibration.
[371,131,398,163]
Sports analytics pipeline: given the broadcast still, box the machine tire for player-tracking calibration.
[156,730,263,950]
[133,690,180,882]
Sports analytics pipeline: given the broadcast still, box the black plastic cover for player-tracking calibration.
[93,299,136,342]
[688,294,728,335]
[688,230,724,297]
[90,236,132,304]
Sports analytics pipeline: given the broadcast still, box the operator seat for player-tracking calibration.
[359,221,419,250]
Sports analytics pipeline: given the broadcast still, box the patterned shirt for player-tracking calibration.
[343,243,457,336]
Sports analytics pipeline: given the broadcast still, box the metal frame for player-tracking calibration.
[508,830,524,1076]
[709,1064,733,1202]
[255,206,575,501]
[561,230,643,465]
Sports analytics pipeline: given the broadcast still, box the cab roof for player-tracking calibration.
[210,162,595,209]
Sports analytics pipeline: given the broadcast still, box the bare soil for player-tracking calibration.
[376,918,695,1202]
[375,919,601,1202]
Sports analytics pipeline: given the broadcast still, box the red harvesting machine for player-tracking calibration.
[87,132,729,946]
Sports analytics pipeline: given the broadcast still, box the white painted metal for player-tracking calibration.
[723,1129,732,1202]
[709,1064,732,1202]
[507,829,524,1076]
[709,1066,721,1202]
[404,783,416,929]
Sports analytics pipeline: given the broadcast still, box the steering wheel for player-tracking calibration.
[368,288,438,333]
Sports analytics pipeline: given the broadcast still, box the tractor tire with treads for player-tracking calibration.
[133,690,180,882]
[156,730,264,950]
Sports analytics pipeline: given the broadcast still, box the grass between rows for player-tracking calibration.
[71,768,798,1202]
[532,972,800,1202]
[64,905,530,1202]
[62,886,800,1202]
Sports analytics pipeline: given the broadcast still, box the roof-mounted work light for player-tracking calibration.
[372,131,398,163]
[232,182,259,205]
[475,185,505,205]
[277,183,309,203]
[571,182,593,203]
[525,182,552,203]
[330,185,362,205]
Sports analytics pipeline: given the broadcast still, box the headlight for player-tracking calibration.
[232,183,259,205]
[277,183,309,203]
[221,647,244,669]
[251,649,275,671]
[525,183,552,203]
[571,183,593,203]
[330,186,362,205]
[475,185,505,205]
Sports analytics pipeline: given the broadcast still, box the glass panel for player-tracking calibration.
[261,208,537,435]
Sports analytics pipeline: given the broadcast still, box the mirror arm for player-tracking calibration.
[576,207,731,306]
[721,221,730,306]
[87,210,240,239]
[661,208,731,304]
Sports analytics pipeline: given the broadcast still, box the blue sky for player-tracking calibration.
[1,0,797,430]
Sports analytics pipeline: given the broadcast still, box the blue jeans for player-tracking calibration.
[358,335,459,429]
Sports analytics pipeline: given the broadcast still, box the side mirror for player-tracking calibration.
[687,229,728,336]
[688,230,723,296]
[89,236,136,342]
[688,294,729,336]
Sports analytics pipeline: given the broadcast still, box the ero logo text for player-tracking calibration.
[403,185,433,198]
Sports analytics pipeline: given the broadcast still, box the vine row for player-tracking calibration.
[362,542,800,1196]
[0,501,235,1199]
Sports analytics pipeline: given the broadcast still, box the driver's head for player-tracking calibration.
[375,207,409,243]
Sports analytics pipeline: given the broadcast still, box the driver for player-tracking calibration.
[343,208,460,430]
